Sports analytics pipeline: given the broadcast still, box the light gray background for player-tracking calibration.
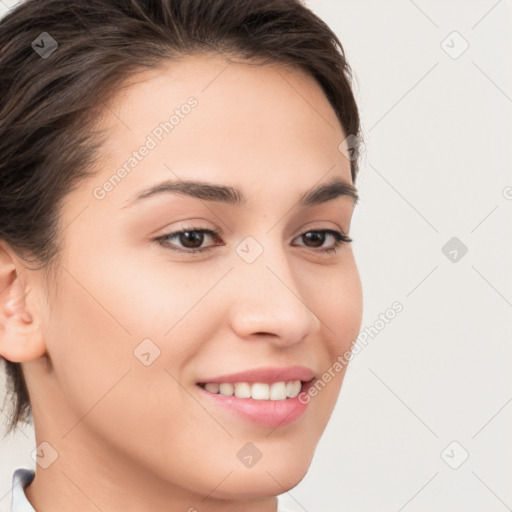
[1,0,511,511]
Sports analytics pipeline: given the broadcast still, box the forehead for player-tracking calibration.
[82,53,351,210]
[105,52,342,129]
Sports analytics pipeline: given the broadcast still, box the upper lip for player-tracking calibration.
[197,365,315,384]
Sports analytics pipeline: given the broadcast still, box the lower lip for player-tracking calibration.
[196,380,314,428]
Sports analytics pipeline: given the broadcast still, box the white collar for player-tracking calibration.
[10,468,35,512]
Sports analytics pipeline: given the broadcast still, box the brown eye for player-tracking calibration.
[293,229,352,253]
[155,228,222,253]
[301,231,326,248]
[177,230,205,249]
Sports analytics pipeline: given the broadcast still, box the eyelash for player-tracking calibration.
[154,227,352,255]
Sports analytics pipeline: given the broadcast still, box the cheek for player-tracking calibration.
[308,257,363,357]
[288,257,362,431]
[44,268,135,428]
[45,250,222,429]
[44,258,213,472]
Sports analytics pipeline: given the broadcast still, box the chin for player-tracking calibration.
[208,451,313,500]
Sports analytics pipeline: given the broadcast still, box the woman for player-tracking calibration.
[0,0,364,510]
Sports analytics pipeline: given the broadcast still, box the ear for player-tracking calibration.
[0,242,46,362]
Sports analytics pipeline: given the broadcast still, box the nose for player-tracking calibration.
[227,242,321,348]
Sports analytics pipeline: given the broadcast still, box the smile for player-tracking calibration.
[197,380,303,400]
[196,378,315,428]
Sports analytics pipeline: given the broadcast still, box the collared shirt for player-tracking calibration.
[10,469,35,512]
[10,468,298,512]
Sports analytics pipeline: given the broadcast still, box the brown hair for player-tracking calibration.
[0,0,361,435]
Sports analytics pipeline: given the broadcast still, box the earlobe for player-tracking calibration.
[0,246,47,363]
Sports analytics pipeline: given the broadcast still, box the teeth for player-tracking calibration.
[204,383,220,394]
[234,382,251,398]
[269,382,287,400]
[202,380,303,400]
[251,383,269,400]
[219,383,234,396]
[286,380,302,398]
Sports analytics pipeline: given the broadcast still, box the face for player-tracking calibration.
[22,53,363,503]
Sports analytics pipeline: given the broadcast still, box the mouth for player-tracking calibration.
[196,379,310,400]
[195,378,316,428]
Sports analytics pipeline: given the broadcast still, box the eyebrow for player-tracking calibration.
[121,176,358,209]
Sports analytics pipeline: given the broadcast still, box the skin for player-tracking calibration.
[0,53,363,512]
